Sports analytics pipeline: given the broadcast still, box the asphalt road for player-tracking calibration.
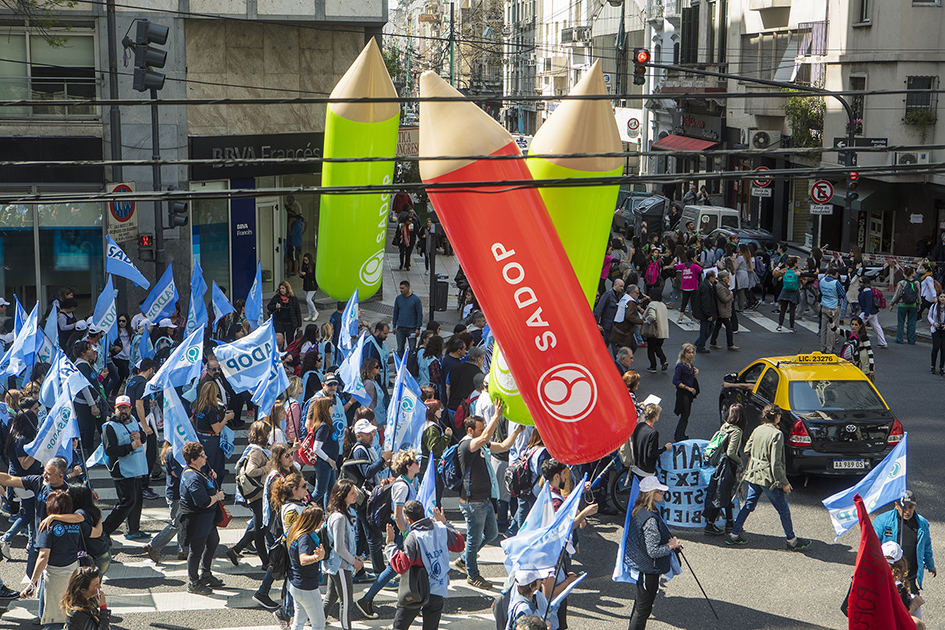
[0,299,940,630]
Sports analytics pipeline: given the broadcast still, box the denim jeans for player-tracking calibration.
[695,319,713,351]
[355,505,384,574]
[256,531,276,597]
[3,496,35,544]
[513,494,535,533]
[731,482,795,540]
[312,460,336,511]
[150,498,183,554]
[897,305,918,344]
[395,328,417,357]
[459,499,498,579]
[288,583,324,630]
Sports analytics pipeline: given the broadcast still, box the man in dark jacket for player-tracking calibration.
[692,270,718,353]
[102,396,148,539]
[593,279,624,344]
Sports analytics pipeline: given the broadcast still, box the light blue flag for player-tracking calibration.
[144,325,205,395]
[211,281,234,331]
[92,275,118,346]
[822,433,909,540]
[250,324,290,419]
[501,474,587,574]
[0,402,8,427]
[337,334,371,406]
[141,263,178,322]
[417,452,438,518]
[214,319,277,393]
[13,297,27,336]
[245,261,263,331]
[134,330,154,364]
[611,476,683,584]
[2,304,40,378]
[37,301,59,364]
[384,352,426,452]
[105,235,151,289]
[39,350,87,409]
[25,390,79,466]
[339,290,359,357]
[186,262,208,338]
[85,443,107,468]
[163,385,199,466]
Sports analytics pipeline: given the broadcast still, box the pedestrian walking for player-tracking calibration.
[178,442,227,595]
[857,277,888,347]
[891,266,921,344]
[873,490,937,594]
[726,404,811,551]
[691,270,718,353]
[144,441,186,564]
[671,343,699,442]
[819,266,843,354]
[702,404,745,536]
[843,317,874,380]
[629,403,672,481]
[393,280,424,356]
[102,396,148,540]
[734,244,754,311]
[193,381,234,486]
[227,421,272,567]
[918,263,937,319]
[323,479,362,630]
[641,295,669,372]
[709,270,737,350]
[267,281,303,341]
[285,505,328,630]
[775,256,800,332]
[928,291,945,374]
[625,476,683,630]
[299,253,319,322]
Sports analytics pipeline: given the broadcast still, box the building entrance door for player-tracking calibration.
[257,197,283,294]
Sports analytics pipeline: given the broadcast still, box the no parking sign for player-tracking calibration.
[107,182,138,243]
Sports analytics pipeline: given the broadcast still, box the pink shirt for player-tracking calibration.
[676,262,703,291]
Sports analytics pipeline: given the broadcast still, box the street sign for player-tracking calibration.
[751,187,773,197]
[627,118,640,131]
[810,180,834,204]
[752,166,772,187]
[106,182,138,243]
[810,204,833,215]
[833,137,889,149]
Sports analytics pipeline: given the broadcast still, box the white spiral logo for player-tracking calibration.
[491,348,519,396]
[359,250,385,286]
[536,363,598,423]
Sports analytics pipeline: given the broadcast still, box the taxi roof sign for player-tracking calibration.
[793,353,837,364]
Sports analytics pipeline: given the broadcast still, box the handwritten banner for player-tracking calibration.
[656,439,716,528]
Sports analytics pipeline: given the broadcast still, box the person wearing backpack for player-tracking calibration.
[775,256,801,332]
[346,420,391,579]
[226,422,272,568]
[509,431,551,532]
[324,480,363,630]
[844,317,875,380]
[384,500,465,630]
[891,266,921,344]
[819,266,843,354]
[702,404,745,536]
[455,401,521,590]
[857,277,888,347]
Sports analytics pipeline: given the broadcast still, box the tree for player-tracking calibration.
[1,0,78,46]
[382,45,401,83]
[782,91,825,153]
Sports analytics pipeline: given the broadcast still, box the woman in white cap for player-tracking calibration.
[507,568,578,630]
[625,476,682,630]
[883,541,926,629]
[152,318,177,355]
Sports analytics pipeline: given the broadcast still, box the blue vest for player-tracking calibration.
[414,522,450,597]
[105,420,148,479]
[625,508,672,575]
[367,335,390,389]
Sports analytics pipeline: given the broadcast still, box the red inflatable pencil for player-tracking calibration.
[418,71,634,464]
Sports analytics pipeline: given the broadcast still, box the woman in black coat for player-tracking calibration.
[267,281,302,341]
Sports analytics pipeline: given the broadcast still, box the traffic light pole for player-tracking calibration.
[150,87,164,270]
[648,62,858,252]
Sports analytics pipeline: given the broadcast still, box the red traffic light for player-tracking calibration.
[849,172,858,182]
[635,49,651,64]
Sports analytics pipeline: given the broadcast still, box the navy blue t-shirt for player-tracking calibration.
[288,532,321,590]
[125,375,148,423]
[36,519,88,567]
[164,454,183,501]
[180,468,217,539]
[78,508,108,558]
[11,436,42,476]
[314,423,338,460]
[22,477,69,534]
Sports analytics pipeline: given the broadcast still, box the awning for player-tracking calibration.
[831,181,898,214]
[652,134,718,152]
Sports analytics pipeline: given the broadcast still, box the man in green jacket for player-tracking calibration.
[726,403,812,551]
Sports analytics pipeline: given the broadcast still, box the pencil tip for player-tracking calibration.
[330,38,399,123]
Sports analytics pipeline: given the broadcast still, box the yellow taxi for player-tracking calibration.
[718,352,903,476]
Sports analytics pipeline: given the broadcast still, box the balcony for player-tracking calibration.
[561,26,591,46]
[749,0,791,9]
[660,64,727,94]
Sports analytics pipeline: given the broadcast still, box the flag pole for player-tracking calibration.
[541,546,569,624]
[677,549,719,620]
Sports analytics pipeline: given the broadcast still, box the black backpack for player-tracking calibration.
[901,280,919,305]
[505,447,539,499]
[267,537,289,580]
[492,589,512,630]
[367,479,404,530]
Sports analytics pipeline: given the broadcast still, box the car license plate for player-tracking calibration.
[833,459,866,470]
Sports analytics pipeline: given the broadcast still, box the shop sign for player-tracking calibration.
[189,132,325,180]
[671,111,722,141]
[397,127,419,157]
[910,214,924,224]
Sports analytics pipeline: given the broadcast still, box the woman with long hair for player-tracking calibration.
[928,290,945,375]
[702,403,746,536]
[417,334,443,389]
[270,472,310,626]
[145,441,185,564]
[252,442,300,612]
[268,281,303,341]
[625,476,681,630]
[324,480,363,630]
[775,256,801,332]
[54,485,110,575]
[299,253,319,322]
[113,312,133,385]
[735,243,754,311]
[178,441,226,596]
[284,377,305,449]
[61,566,108,630]
[227,421,273,567]
[307,397,337,509]
[267,405,288,446]
[671,343,699,442]
[846,317,875,380]
[359,357,383,416]
[193,381,234,484]
[286,505,327,630]
[1,409,40,558]
[300,350,324,400]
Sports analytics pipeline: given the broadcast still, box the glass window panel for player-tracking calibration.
[0,203,37,306]
[0,34,29,117]
[38,201,105,315]
[29,35,94,67]
[191,181,231,294]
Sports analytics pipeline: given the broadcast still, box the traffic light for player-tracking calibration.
[848,172,859,201]
[167,185,188,227]
[632,48,650,86]
[124,20,169,92]
[138,233,154,261]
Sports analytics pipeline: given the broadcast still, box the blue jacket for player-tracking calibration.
[873,509,936,589]
[820,275,842,309]
[393,293,424,330]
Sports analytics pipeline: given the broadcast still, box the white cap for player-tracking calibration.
[136,319,151,332]
[514,568,553,585]
[882,541,903,564]
[74,320,88,331]
[115,395,132,408]
[158,318,177,328]
[88,324,105,335]
[639,476,669,493]
[0,298,9,307]
[354,419,377,435]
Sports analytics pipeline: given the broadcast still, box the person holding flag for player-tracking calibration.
[874,490,936,595]
[101,395,149,540]
[71,340,103,454]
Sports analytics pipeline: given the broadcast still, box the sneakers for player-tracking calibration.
[467,575,493,590]
[787,537,812,552]
[253,593,280,611]
[776,326,782,331]
[709,344,722,350]
[454,557,466,574]
[382,577,400,590]
[646,367,658,373]
[727,346,739,351]
[0,585,18,598]
[726,533,748,546]
[144,544,160,564]
[661,362,669,372]
[141,488,159,500]
[352,571,377,584]
[225,548,240,567]
[124,531,147,541]
[356,597,378,619]
[273,609,292,630]
[200,573,224,588]
[0,540,10,561]
[188,581,212,596]
[703,523,724,536]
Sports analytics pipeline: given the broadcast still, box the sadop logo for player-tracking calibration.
[492,350,519,396]
[537,364,597,423]
[400,396,415,415]
[53,523,65,537]
[359,250,384,286]
[182,346,201,365]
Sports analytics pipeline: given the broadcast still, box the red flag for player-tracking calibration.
[848,494,916,630]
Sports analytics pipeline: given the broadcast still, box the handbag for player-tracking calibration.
[397,563,430,609]
[298,431,319,467]
[215,502,232,528]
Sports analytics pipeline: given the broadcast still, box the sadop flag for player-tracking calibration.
[339,289,359,356]
[337,334,371,406]
[250,325,290,418]
[1,304,40,378]
[822,433,908,540]
[416,452,438,518]
[85,443,107,468]
[211,281,234,330]
[105,235,151,289]
[214,319,277,393]
[163,385,199,465]
[141,263,178,322]
[384,351,426,452]
[37,301,59,364]
[40,351,88,409]
[245,261,263,330]
[186,262,208,337]
[13,297,27,336]
[25,391,79,465]
[612,475,682,584]
[846,494,917,629]
[144,325,205,395]
[92,275,118,346]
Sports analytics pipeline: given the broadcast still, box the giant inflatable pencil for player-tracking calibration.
[419,71,633,464]
[490,61,625,427]
[316,39,399,300]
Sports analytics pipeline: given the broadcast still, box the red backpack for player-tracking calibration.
[645,260,661,287]
[453,393,479,432]
[872,287,886,309]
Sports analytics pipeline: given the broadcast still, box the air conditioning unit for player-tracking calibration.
[526,58,536,66]
[894,151,930,165]
[749,129,782,149]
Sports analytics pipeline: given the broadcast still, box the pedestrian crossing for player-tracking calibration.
[667,302,823,337]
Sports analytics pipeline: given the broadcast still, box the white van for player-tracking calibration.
[678,205,741,234]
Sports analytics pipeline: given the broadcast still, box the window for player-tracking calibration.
[739,363,766,385]
[706,1,716,64]
[756,369,780,402]
[850,76,866,133]
[680,6,700,64]
[0,32,96,119]
[856,0,870,23]
[906,76,937,113]
[788,380,885,413]
[739,32,790,81]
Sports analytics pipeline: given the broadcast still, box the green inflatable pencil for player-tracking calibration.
[316,38,400,300]
[490,60,623,425]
